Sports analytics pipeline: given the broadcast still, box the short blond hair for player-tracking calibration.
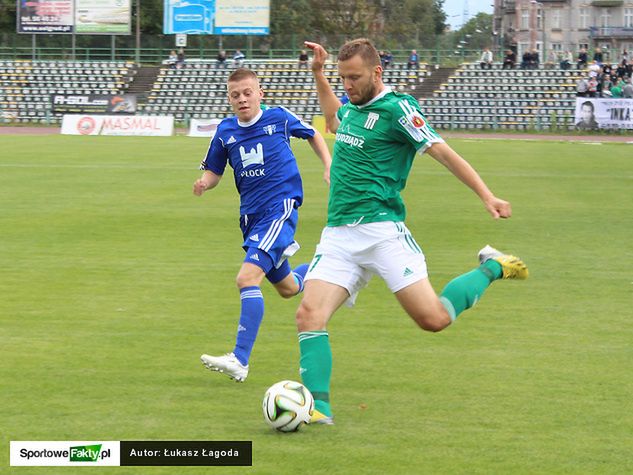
[228,67,258,83]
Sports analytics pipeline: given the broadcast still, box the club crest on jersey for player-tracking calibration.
[262,124,276,135]
[239,143,264,167]
[363,112,380,130]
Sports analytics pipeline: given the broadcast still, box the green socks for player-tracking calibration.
[298,331,332,417]
[439,260,502,320]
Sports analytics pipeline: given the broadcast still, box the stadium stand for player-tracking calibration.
[0,60,136,123]
[0,58,586,131]
[419,62,584,130]
[142,59,428,123]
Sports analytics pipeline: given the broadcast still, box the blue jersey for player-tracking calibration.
[200,107,315,215]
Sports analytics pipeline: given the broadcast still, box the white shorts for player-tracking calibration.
[305,221,428,306]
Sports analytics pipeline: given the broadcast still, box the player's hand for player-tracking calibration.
[323,165,331,186]
[193,179,208,196]
[305,41,328,72]
[484,197,512,219]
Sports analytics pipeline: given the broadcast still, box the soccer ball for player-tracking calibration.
[262,380,314,432]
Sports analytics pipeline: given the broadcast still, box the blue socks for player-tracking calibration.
[232,286,264,366]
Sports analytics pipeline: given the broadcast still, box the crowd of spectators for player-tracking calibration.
[576,52,633,98]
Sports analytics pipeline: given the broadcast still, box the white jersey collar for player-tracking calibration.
[357,86,392,109]
[238,109,263,127]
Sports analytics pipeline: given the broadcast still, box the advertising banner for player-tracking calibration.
[163,0,215,34]
[61,115,104,135]
[75,0,131,34]
[575,97,633,130]
[188,118,221,137]
[18,0,74,34]
[61,115,174,136]
[52,94,137,115]
[215,0,269,35]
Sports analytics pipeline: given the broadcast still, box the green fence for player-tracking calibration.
[0,33,482,66]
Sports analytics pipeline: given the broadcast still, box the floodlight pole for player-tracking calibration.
[135,0,141,64]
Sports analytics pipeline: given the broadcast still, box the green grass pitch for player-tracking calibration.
[1,135,632,474]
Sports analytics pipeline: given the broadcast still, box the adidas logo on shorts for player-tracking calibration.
[403,267,413,277]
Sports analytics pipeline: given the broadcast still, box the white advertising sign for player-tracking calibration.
[61,115,174,136]
[188,118,222,137]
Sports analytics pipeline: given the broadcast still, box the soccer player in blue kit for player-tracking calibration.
[193,68,332,382]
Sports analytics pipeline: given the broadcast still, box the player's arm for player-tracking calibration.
[306,130,332,185]
[193,170,222,196]
[305,41,341,132]
[426,142,512,219]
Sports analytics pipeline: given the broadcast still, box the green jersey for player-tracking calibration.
[328,88,443,226]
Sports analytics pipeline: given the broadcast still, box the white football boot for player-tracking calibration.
[200,352,249,382]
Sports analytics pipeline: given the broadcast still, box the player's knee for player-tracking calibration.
[410,310,451,333]
[295,301,324,332]
[236,273,258,289]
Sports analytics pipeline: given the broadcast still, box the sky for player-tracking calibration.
[443,0,494,30]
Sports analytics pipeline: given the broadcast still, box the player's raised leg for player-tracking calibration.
[395,245,527,329]
[268,260,310,298]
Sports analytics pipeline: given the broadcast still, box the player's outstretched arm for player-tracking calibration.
[307,130,332,185]
[426,142,512,219]
[305,41,341,133]
[193,170,222,196]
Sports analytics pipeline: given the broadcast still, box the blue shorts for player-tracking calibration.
[240,198,300,274]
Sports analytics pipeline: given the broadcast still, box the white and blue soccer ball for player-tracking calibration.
[262,380,314,432]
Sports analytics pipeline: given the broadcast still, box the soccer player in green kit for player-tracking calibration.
[299,38,529,425]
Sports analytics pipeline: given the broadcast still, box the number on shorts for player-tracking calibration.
[309,254,323,272]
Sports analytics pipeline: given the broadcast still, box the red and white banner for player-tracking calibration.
[61,115,174,136]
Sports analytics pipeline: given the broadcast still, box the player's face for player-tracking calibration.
[338,55,382,105]
[227,77,263,122]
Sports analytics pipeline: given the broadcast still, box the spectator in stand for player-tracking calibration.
[298,49,309,69]
[216,50,228,68]
[520,50,530,69]
[626,58,633,77]
[576,100,599,130]
[479,47,493,69]
[577,48,588,69]
[167,50,178,69]
[407,49,419,70]
[560,50,573,70]
[379,50,387,68]
[622,77,633,98]
[176,48,186,69]
[610,78,623,98]
[616,60,627,79]
[529,49,539,69]
[593,47,603,65]
[576,76,588,97]
[502,49,516,69]
[587,76,598,97]
[545,50,558,69]
[233,49,246,67]
[384,51,393,69]
[601,74,613,96]
[588,60,601,77]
